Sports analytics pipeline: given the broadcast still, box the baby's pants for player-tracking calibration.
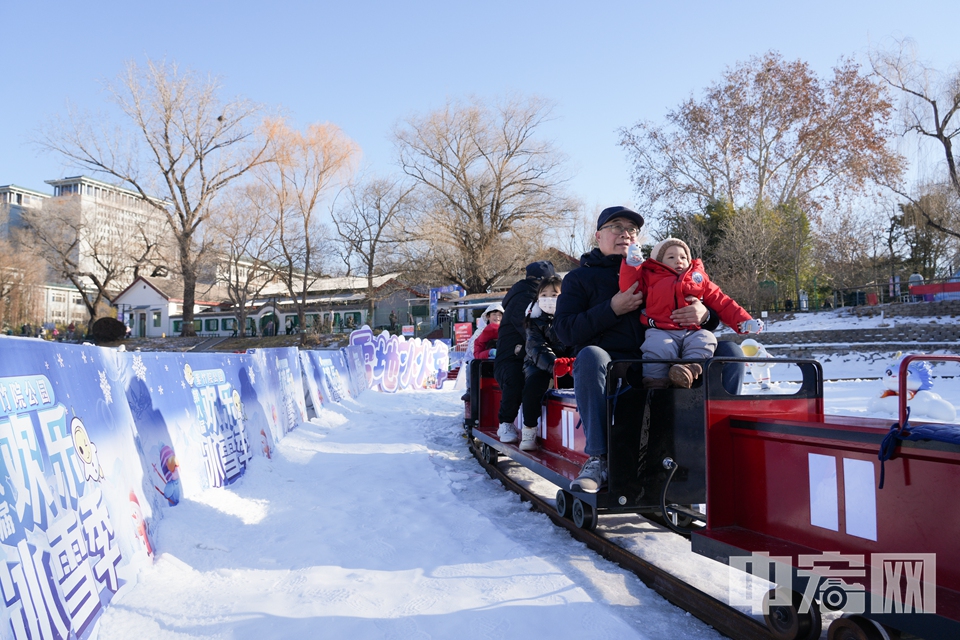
[641,328,717,379]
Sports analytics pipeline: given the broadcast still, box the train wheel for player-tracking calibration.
[571,498,597,531]
[763,588,822,640]
[480,443,498,465]
[827,616,891,640]
[555,490,572,519]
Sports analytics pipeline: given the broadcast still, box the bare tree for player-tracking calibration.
[871,39,960,239]
[812,209,871,291]
[0,239,44,330]
[38,59,269,335]
[552,199,596,260]
[258,119,358,341]
[19,196,157,322]
[396,95,574,293]
[710,206,786,311]
[898,186,960,277]
[208,184,280,336]
[620,51,904,226]
[333,176,415,320]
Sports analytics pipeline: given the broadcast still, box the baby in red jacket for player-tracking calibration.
[620,237,763,388]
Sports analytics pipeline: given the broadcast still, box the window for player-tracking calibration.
[153,311,161,328]
[73,296,83,305]
[222,318,236,330]
[173,321,181,332]
[205,319,219,332]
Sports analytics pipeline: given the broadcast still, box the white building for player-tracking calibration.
[112,272,426,338]
[0,184,49,236]
[1,177,172,328]
[43,283,90,326]
[45,176,172,286]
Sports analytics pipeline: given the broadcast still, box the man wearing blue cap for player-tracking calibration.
[554,206,743,493]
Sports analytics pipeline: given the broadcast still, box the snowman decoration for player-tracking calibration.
[740,339,777,389]
[867,356,957,423]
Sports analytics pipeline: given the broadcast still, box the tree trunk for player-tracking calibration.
[180,237,198,337]
[367,270,375,327]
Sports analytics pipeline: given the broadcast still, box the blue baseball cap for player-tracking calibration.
[596,206,644,230]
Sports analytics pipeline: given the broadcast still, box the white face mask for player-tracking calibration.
[538,296,558,315]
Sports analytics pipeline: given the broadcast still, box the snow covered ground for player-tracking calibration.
[726,304,957,334]
[95,353,960,639]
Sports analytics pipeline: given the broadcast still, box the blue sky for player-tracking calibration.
[2,1,957,215]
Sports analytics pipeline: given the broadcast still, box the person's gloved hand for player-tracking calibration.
[625,243,643,267]
[554,358,574,378]
[488,348,497,358]
[738,319,764,334]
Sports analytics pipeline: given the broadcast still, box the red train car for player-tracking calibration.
[694,354,960,640]
[465,355,960,640]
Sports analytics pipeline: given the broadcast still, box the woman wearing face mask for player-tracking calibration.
[519,276,572,451]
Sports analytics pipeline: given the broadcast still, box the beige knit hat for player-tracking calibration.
[650,237,691,263]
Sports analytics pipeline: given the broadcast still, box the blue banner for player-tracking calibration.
[120,349,303,511]
[341,345,369,398]
[0,337,152,639]
[0,333,400,636]
[246,348,308,442]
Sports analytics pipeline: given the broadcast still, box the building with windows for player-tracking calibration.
[43,283,90,326]
[0,184,49,236]
[112,272,427,338]
[44,176,172,286]
[1,176,172,328]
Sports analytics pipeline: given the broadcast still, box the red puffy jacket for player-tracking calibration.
[629,258,752,332]
[473,322,500,359]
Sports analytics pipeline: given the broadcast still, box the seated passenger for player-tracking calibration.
[460,303,503,401]
[554,206,745,494]
[473,306,503,359]
[519,275,572,451]
[494,261,556,445]
[619,237,763,388]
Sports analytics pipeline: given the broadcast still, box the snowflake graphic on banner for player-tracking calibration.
[99,370,113,404]
[57,353,64,367]
[132,355,147,381]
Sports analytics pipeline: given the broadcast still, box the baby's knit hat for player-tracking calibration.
[650,237,691,263]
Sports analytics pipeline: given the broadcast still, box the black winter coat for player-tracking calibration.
[524,303,573,376]
[496,262,555,363]
[554,248,719,359]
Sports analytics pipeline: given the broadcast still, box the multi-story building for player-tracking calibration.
[1,176,172,328]
[0,184,49,236]
[45,176,172,286]
[43,283,90,326]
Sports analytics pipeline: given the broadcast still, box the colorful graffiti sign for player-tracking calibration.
[348,326,450,393]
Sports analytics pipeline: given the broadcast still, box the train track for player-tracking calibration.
[468,441,775,640]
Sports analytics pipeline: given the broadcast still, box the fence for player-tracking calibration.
[745,276,960,315]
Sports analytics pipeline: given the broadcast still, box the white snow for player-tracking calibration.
[95,353,960,639]
[729,305,958,334]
